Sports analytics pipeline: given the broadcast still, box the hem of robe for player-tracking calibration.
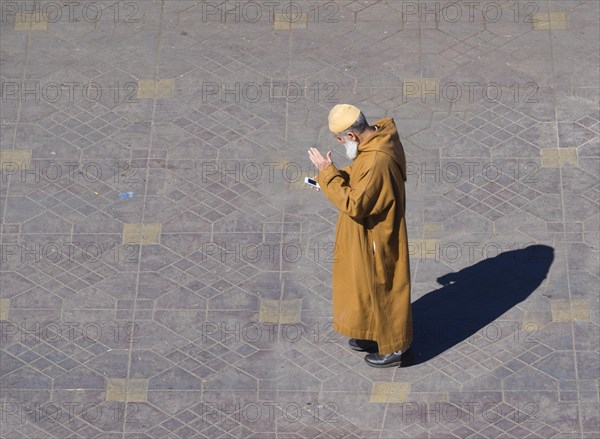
[333,321,413,355]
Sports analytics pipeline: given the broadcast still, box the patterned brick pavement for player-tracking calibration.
[0,1,598,438]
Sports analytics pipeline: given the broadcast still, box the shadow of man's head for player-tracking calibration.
[404,245,554,366]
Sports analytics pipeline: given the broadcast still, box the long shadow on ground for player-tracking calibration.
[402,245,554,366]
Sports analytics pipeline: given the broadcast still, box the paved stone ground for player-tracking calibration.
[0,1,598,438]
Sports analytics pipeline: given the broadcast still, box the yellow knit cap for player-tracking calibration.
[328,104,361,133]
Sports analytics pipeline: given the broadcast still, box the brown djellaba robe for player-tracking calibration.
[316,118,412,354]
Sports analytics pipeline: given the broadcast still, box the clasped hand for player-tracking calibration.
[307,148,333,192]
[308,148,332,172]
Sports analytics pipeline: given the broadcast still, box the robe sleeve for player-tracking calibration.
[338,164,352,184]
[316,155,384,219]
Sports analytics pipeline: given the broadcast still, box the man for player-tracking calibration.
[307,104,412,368]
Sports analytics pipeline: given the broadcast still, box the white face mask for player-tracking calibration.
[344,139,359,160]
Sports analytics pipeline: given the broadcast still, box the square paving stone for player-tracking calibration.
[137,80,174,98]
[370,382,411,403]
[273,12,308,30]
[259,299,302,324]
[279,299,302,324]
[259,299,280,323]
[13,13,48,31]
[403,79,439,100]
[541,149,578,168]
[123,223,161,244]
[0,299,9,320]
[107,378,148,402]
[533,12,568,30]
[551,300,591,322]
[0,150,31,168]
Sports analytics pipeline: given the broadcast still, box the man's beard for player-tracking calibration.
[344,140,359,160]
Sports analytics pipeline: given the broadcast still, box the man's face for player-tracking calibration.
[335,133,359,160]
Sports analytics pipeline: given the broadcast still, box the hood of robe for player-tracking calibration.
[357,118,407,181]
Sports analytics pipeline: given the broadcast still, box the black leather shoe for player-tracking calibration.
[364,349,410,368]
[348,339,378,353]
